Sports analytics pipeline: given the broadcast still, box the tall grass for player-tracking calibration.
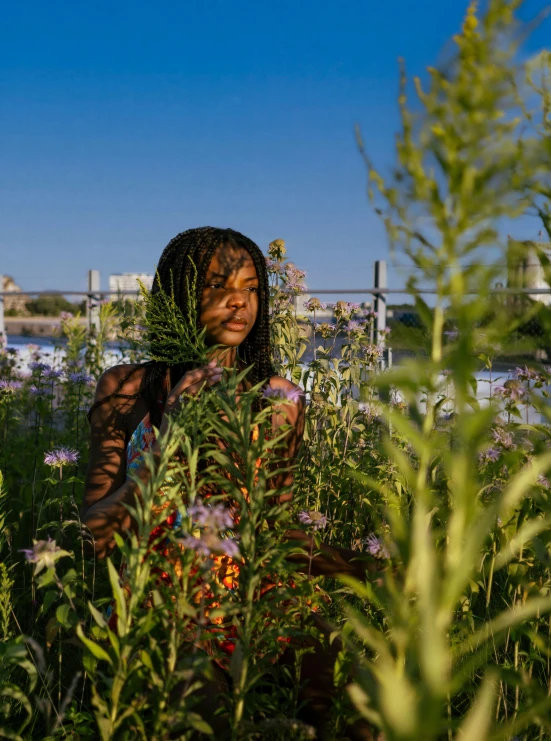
[2,1,551,738]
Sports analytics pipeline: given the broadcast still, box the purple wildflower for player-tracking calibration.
[265,257,283,274]
[60,311,74,321]
[44,447,79,468]
[284,263,306,281]
[537,475,550,488]
[315,322,336,339]
[0,379,23,392]
[364,534,390,559]
[514,366,547,385]
[20,537,68,575]
[187,499,233,532]
[346,320,363,333]
[29,385,48,396]
[492,428,515,449]
[479,448,501,463]
[263,385,304,404]
[358,402,375,418]
[303,298,327,312]
[43,368,63,380]
[68,372,94,385]
[494,380,526,403]
[29,361,51,374]
[283,280,307,295]
[378,326,391,337]
[364,345,384,364]
[365,310,378,319]
[181,533,240,559]
[298,510,329,531]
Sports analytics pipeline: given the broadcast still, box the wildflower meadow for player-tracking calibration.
[3,1,551,738]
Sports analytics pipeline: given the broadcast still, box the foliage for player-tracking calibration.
[1,1,551,739]
[24,295,86,318]
[137,265,212,367]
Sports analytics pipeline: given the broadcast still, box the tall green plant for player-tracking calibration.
[345,2,551,739]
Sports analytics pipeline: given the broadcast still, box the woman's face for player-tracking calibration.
[199,243,259,347]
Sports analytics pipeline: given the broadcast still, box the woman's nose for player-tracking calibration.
[226,290,247,308]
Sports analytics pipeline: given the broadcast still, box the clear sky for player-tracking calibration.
[1,0,549,295]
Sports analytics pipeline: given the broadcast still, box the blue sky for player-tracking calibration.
[1,0,549,295]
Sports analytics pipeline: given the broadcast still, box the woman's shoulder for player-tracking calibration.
[88,364,149,424]
[267,375,301,394]
[95,363,146,399]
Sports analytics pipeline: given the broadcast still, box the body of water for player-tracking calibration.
[6,335,549,424]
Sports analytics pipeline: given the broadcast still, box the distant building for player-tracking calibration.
[507,237,551,305]
[2,275,30,315]
[109,273,154,296]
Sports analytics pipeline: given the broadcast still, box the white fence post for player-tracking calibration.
[0,274,5,345]
[373,260,391,368]
[87,270,101,332]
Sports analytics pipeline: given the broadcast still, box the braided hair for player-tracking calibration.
[142,226,274,428]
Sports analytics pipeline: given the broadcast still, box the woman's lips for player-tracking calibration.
[222,320,247,332]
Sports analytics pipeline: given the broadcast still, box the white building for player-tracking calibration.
[507,238,551,305]
[109,273,154,296]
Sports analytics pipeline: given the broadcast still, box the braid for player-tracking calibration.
[142,226,275,428]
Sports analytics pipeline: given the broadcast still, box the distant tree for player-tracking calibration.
[25,294,85,317]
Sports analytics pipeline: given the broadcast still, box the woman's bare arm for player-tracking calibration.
[81,366,155,558]
[82,362,223,559]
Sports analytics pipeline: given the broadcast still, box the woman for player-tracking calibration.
[81,226,375,740]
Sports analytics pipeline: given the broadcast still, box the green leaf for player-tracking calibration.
[76,624,113,665]
[55,603,71,628]
[457,674,497,741]
[107,558,127,637]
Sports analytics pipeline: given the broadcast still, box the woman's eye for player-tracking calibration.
[209,283,224,289]
[247,286,259,293]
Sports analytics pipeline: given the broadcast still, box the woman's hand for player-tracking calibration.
[159,360,223,437]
